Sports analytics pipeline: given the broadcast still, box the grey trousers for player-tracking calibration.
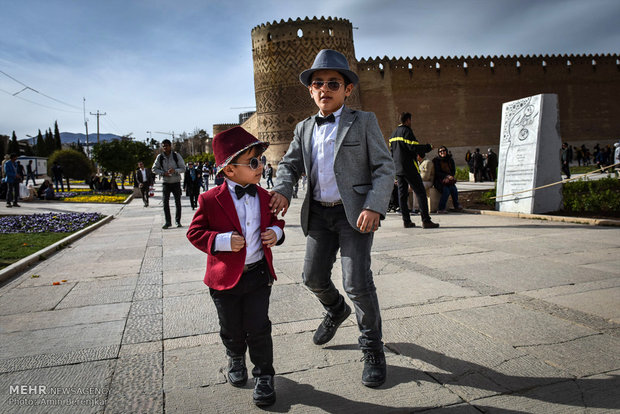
[302,201,383,351]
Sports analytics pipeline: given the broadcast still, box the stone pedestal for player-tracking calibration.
[496,94,563,214]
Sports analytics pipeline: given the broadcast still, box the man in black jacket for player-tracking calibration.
[388,112,439,229]
[135,161,155,207]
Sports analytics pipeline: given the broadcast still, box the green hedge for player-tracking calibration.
[455,167,470,181]
[562,177,620,213]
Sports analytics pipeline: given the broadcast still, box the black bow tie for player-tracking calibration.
[316,113,335,126]
[235,184,257,199]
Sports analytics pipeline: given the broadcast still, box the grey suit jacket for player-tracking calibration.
[273,106,395,235]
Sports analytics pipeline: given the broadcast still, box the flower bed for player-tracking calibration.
[0,212,103,234]
[63,194,128,203]
[57,189,132,203]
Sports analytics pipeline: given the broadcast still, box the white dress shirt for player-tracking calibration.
[139,168,147,182]
[214,178,283,264]
[311,105,343,203]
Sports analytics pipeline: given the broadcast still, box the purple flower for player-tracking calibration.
[0,212,104,234]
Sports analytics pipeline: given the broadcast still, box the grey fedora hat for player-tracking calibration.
[299,49,359,87]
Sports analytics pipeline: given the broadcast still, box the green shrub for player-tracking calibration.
[562,177,620,213]
[455,167,470,181]
[481,187,496,207]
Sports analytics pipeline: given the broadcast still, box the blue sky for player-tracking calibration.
[1,0,619,142]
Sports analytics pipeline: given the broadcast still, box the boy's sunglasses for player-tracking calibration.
[229,157,261,170]
[311,80,344,92]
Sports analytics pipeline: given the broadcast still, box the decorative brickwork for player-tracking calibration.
[251,17,361,164]
[212,123,240,137]
[247,16,619,166]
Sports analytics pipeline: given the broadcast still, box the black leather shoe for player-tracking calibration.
[422,220,439,229]
[176,222,183,228]
[361,350,386,387]
[313,302,351,345]
[403,221,415,228]
[162,223,171,229]
[253,375,275,406]
[227,355,247,387]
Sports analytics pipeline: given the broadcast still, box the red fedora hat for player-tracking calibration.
[213,126,269,176]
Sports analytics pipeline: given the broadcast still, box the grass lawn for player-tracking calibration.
[0,232,72,270]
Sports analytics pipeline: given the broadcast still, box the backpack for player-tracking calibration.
[155,152,180,172]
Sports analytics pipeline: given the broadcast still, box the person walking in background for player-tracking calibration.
[184,161,202,210]
[16,161,25,183]
[152,139,186,228]
[486,148,498,182]
[561,142,571,179]
[202,162,210,191]
[269,49,395,388]
[388,112,439,229]
[472,148,484,182]
[3,153,21,208]
[135,161,155,207]
[265,163,274,189]
[25,160,37,186]
[52,161,64,192]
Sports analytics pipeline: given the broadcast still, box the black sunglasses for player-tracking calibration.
[311,80,344,92]
[229,157,261,170]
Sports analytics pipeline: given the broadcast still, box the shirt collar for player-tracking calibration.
[225,178,252,193]
[318,105,344,119]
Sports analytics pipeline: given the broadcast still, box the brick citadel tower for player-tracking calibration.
[214,16,619,165]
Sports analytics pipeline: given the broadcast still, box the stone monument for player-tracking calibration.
[496,94,563,214]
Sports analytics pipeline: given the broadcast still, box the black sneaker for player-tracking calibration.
[253,375,276,407]
[227,355,247,387]
[176,222,183,228]
[13,203,20,207]
[313,302,351,345]
[6,204,12,208]
[422,221,439,229]
[162,223,171,229]
[361,350,387,387]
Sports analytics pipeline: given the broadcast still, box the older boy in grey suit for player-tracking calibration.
[270,49,395,387]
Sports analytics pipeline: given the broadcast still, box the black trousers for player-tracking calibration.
[562,162,571,179]
[210,260,274,377]
[139,184,150,206]
[162,182,182,224]
[303,202,383,351]
[397,172,431,223]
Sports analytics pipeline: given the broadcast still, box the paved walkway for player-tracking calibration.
[0,182,619,413]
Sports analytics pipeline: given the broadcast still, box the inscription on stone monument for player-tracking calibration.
[496,94,563,214]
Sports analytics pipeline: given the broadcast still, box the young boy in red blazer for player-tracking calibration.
[186,126,285,407]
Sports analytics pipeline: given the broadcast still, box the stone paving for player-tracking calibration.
[0,182,619,413]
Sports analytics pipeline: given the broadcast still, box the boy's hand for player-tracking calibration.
[230,231,246,252]
[357,209,380,233]
[269,191,289,216]
[261,229,277,248]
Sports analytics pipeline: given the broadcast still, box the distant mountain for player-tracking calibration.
[59,132,123,145]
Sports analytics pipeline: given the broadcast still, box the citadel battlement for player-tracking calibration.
[244,16,619,165]
[357,53,620,72]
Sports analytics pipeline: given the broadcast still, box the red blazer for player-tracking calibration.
[186,183,285,290]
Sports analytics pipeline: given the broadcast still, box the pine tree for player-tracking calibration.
[8,131,20,154]
[45,128,55,156]
[35,129,44,156]
[24,142,34,156]
[54,121,62,150]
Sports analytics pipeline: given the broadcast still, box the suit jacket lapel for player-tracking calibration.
[258,189,270,231]
[302,117,315,174]
[335,106,356,155]
[215,184,243,234]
